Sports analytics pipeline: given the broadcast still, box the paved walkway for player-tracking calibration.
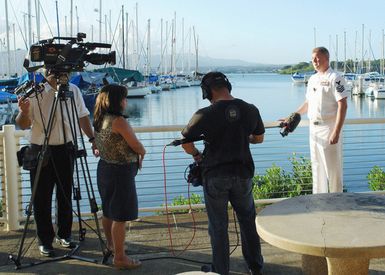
[0,212,385,274]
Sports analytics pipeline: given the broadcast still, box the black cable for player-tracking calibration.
[138,256,210,265]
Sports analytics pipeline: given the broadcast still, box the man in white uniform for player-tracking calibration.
[294,47,349,193]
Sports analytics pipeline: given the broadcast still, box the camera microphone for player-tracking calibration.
[14,80,34,95]
[168,135,205,146]
[18,79,48,101]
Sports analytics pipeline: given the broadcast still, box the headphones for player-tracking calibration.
[200,72,232,100]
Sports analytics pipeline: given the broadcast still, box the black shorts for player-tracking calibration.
[97,159,139,221]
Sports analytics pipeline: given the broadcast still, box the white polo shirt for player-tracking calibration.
[28,82,90,145]
[306,67,349,122]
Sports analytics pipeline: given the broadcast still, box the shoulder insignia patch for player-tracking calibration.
[336,80,345,93]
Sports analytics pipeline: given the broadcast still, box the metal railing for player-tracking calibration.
[1,118,385,231]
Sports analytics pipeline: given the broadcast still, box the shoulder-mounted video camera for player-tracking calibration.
[25,32,115,74]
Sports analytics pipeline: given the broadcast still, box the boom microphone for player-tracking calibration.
[168,135,205,146]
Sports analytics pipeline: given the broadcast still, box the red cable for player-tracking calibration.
[162,145,197,257]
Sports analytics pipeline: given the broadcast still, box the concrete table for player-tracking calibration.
[256,193,385,275]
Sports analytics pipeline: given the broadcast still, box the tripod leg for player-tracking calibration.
[72,156,86,241]
[65,94,109,261]
[11,94,60,268]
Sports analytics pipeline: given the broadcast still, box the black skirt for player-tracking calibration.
[97,159,139,221]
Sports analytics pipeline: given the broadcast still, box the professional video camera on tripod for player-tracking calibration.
[9,33,115,269]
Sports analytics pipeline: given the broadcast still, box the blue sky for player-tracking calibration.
[1,0,385,65]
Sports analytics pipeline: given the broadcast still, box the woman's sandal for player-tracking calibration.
[113,258,142,270]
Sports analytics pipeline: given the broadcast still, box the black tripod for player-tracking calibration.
[9,75,109,269]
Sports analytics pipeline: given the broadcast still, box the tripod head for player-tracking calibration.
[51,72,73,100]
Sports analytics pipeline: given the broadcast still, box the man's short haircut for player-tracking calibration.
[313,47,329,59]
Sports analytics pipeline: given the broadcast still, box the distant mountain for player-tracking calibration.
[0,50,285,76]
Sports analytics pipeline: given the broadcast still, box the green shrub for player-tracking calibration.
[253,154,313,199]
[159,193,204,214]
[172,193,203,206]
[289,153,313,196]
[253,164,292,199]
[367,166,385,191]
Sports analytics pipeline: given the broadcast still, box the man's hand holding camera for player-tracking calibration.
[16,97,32,129]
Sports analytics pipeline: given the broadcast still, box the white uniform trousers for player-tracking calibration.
[309,121,343,193]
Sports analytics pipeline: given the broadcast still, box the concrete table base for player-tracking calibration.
[302,255,369,275]
[327,257,369,275]
[302,255,327,275]
[256,193,385,275]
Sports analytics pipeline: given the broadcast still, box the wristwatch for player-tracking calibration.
[192,150,200,157]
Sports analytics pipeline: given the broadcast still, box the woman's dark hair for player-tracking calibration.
[93,84,128,131]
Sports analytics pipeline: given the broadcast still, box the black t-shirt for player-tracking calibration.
[182,98,265,178]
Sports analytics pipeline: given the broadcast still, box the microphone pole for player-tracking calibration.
[167,135,205,146]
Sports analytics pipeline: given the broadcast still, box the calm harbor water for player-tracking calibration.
[124,73,385,127]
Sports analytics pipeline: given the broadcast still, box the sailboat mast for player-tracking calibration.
[5,0,11,76]
[171,11,176,75]
[193,26,198,76]
[361,24,364,73]
[65,16,67,36]
[181,17,184,73]
[13,24,17,75]
[125,12,129,68]
[171,18,174,75]
[121,5,125,69]
[99,0,102,42]
[76,5,79,34]
[160,18,163,75]
[354,30,357,73]
[147,19,151,76]
[70,0,73,36]
[28,0,32,45]
[381,29,385,75]
[105,14,108,43]
[335,34,338,71]
[55,0,60,37]
[35,0,41,41]
[135,2,139,70]
[188,27,191,74]
[368,30,371,72]
[344,31,346,73]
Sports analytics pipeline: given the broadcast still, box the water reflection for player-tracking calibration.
[125,86,206,127]
[122,74,385,128]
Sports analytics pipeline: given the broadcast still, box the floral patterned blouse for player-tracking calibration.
[95,114,138,164]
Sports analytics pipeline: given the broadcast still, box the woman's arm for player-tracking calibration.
[112,117,146,167]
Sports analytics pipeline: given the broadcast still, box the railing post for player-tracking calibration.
[3,125,19,230]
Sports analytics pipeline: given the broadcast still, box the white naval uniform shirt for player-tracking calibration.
[28,82,90,145]
[306,67,349,122]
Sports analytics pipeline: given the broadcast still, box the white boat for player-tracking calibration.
[175,77,191,88]
[291,72,312,84]
[373,87,385,99]
[148,85,162,94]
[364,86,375,97]
[187,79,201,86]
[126,86,149,98]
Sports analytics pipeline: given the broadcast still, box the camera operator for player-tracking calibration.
[181,72,264,275]
[15,70,96,257]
